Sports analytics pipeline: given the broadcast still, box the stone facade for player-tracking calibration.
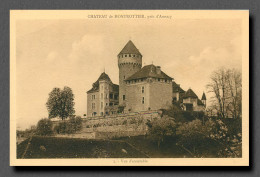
[86,40,206,117]
[87,72,119,117]
[118,40,142,106]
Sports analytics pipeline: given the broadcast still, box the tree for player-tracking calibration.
[36,118,53,136]
[46,86,75,120]
[177,118,241,157]
[146,115,177,149]
[207,68,242,118]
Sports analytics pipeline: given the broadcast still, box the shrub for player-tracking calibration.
[146,115,177,148]
[129,118,137,124]
[54,116,83,134]
[36,118,54,136]
[122,120,127,125]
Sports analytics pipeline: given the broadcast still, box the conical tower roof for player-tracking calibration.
[201,92,206,100]
[118,40,142,56]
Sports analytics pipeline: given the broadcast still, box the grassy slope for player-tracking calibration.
[17,136,148,158]
[116,135,193,158]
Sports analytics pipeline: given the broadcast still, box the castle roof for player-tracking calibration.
[197,99,204,106]
[125,64,173,81]
[172,81,185,93]
[87,72,118,93]
[183,88,198,99]
[118,40,142,56]
[201,92,206,100]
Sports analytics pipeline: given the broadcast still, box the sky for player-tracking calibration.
[15,17,242,130]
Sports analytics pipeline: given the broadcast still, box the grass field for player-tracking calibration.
[17,136,148,158]
[17,135,221,158]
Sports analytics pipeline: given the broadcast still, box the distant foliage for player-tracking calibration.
[36,118,54,136]
[46,86,75,120]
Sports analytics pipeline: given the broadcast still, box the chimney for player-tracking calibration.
[156,66,161,74]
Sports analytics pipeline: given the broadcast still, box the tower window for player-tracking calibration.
[133,55,135,57]
[123,95,125,100]
[101,102,103,109]
[142,86,144,93]
[129,54,131,57]
[142,97,145,104]
[125,55,127,57]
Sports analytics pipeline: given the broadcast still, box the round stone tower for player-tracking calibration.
[118,40,142,106]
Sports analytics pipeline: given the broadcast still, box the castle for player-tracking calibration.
[87,40,206,117]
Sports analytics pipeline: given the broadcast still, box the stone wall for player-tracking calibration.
[52,111,160,139]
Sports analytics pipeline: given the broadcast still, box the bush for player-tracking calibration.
[129,118,137,124]
[146,115,177,148]
[36,118,54,136]
[54,116,83,134]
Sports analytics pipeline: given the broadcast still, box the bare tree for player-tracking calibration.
[207,68,242,119]
[226,69,242,119]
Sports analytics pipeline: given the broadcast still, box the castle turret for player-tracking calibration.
[118,40,142,106]
[201,92,206,107]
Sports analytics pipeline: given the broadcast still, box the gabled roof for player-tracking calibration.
[87,72,118,93]
[201,92,206,100]
[172,81,185,93]
[183,88,198,99]
[118,40,142,56]
[125,64,173,81]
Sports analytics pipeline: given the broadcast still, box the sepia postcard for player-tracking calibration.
[10,10,249,166]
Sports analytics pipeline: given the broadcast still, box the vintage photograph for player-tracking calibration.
[10,10,249,166]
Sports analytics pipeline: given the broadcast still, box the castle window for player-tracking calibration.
[114,94,118,100]
[92,103,95,109]
[158,78,160,82]
[109,102,113,106]
[141,78,143,82]
[92,95,96,100]
[125,55,127,57]
[142,86,144,93]
[123,95,125,100]
[109,93,113,99]
[101,93,103,99]
[133,55,135,57]
[142,97,145,104]
[123,76,125,79]
[129,54,131,57]
[101,102,103,109]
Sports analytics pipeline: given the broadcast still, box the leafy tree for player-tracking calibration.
[36,118,53,136]
[146,115,177,149]
[46,86,75,120]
